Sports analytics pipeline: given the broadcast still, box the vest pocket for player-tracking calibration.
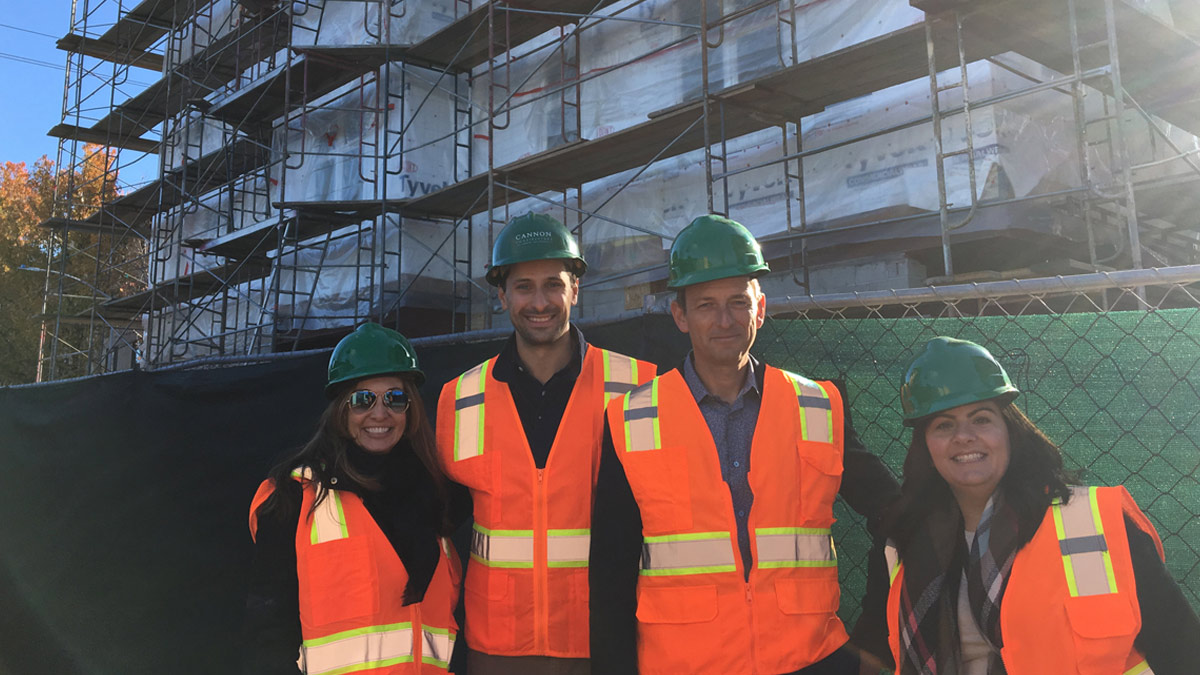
[303,537,379,626]
[774,576,839,615]
[797,441,842,523]
[1064,593,1138,672]
[626,446,693,532]
[636,584,718,624]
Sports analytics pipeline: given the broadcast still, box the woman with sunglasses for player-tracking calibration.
[851,336,1200,674]
[244,323,466,674]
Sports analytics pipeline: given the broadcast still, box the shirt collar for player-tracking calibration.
[681,352,761,405]
[492,323,588,383]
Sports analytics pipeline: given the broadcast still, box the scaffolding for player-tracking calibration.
[37,0,1200,379]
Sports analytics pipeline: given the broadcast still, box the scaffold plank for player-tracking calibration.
[56,33,164,71]
[47,123,160,154]
[206,45,393,124]
[106,136,269,218]
[102,259,271,315]
[94,0,193,56]
[195,204,382,260]
[405,0,623,71]
[37,217,133,236]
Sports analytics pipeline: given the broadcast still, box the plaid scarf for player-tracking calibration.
[898,493,1020,675]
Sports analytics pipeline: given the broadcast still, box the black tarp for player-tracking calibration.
[0,316,687,674]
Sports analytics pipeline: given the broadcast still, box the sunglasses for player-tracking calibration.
[345,388,410,414]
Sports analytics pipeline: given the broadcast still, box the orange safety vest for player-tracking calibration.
[249,470,461,674]
[607,366,849,675]
[436,346,655,658]
[885,485,1162,674]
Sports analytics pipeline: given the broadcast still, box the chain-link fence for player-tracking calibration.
[751,265,1200,627]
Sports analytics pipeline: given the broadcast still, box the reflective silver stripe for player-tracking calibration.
[310,489,349,544]
[755,527,836,568]
[640,532,737,576]
[622,379,660,452]
[300,622,414,674]
[421,627,454,668]
[602,350,640,403]
[453,361,488,461]
[471,523,534,568]
[884,542,902,584]
[547,529,591,568]
[1052,486,1118,597]
[781,370,832,444]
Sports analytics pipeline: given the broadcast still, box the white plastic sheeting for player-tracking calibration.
[270,62,461,204]
[154,172,274,285]
[577,0,925,148]
[272,216,464,332]
[290,0,460,47]
[148,282,272,361]
[168,0,242,69]
[164,112,240,170]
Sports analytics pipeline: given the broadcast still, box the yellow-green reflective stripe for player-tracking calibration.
[641,532,736,575]
[310,490,349,545]
[1054,486,1118,597]
[783,371,832,444]
[453,362,488,461]
[622,379,660,452]
[547,529,591,567]
[311,657,414,675]
[1123,660,1153,675]
[421,626,454,669]
[755,527,836,567]
[602,351,639,403]
[471,523,534,567]
[641,564,737,576]
[300,622,414,675]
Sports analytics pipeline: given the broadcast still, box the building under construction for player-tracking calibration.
[38,0,1200,379]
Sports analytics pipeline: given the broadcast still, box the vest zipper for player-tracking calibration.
[534,467,548,653]
[412,602,422,667]
[746,581,758,674]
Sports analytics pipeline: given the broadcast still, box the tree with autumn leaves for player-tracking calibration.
[0,146,144,384]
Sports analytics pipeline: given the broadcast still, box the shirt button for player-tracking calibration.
[538,415,543,420]
[733,461,740,468]
[738,510,746,518]
[541,390,546,397]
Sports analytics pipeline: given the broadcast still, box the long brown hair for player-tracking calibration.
[884,403,1076,553]
[256,375,453,535]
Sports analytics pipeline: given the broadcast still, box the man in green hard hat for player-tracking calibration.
[589,215,898,674]
[435,212,657,674]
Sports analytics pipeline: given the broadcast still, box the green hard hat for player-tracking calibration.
[326,322,425,397]
[900,337,1019,425]
[486,212,587,286]
[667,215,770,289]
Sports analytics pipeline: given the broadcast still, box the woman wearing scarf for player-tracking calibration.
[242,323,467,674]
[851,336,1200,674]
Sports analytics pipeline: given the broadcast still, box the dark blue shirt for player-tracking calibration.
[681,353,761,577]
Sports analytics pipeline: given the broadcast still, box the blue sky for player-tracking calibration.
[0,1,156,186]
[0,3,75,169]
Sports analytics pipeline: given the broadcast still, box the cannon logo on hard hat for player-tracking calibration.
[514,230,553,245]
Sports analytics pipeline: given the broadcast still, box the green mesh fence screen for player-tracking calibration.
[753,284,1200,628]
